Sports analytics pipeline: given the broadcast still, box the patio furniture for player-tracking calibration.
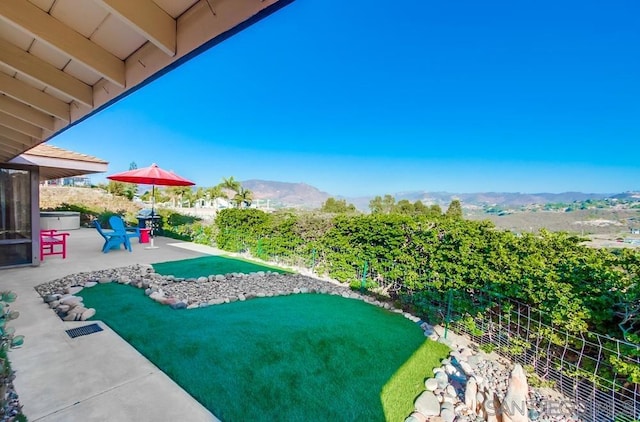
[40,229,70,261]
[93,220,131,253]
[109,216,141,243]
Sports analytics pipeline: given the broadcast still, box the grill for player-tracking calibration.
[65,323,103,339]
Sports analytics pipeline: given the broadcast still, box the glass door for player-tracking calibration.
[0,167,32,267]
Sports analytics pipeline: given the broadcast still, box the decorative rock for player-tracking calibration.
[459,347,474,358]
[169,302,187,310]
[98,277,111,283]
[442,395,456,404]
[425,378,438,391]
[44,294,61,303]
[404,412,428,422]
[66,286,83,295]
[435,370,448,388]
[63,307,95,321]
[445,384,457,398]
[465,377,478,414]
[149,292,164,302]
[414,391,440,416]
[83,281,98,288]
[197,277,208,283]
[467,355,482,366]
[441,406,456,422]
[485,390,502,422]
[502,364,528,422]
[454,403,467,414]
[444,364,457,375]
[459,360,475,376]
[60,296,82,306]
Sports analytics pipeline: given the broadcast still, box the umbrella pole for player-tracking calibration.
[146,185,159,250]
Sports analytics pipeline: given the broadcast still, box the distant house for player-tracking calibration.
[630,227,640,235]
[194,197,231,210]
[41,176,92,187]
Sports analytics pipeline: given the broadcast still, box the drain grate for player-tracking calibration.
[65,323,103,339]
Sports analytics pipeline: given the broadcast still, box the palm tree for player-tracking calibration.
[206,185,225,208]
[190,187,207,207]
[165,186,190,207]
[233,187,253,209]
[220,176,241,192]
[218,176,242,206]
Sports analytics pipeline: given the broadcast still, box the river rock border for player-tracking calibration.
[410,326,579,422]
[34,264,578,421]
[34,264,419,317]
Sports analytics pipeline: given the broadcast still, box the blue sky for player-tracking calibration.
[51,0,639,197]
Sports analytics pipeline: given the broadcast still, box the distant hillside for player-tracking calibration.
[348,191,629,212]
[241,180,331,209]
[239,180,637,211]
[391,191,613,207]
[40,186,141,214]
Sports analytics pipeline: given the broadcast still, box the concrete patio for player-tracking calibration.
[1,228,222,421]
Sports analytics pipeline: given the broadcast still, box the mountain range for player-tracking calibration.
[241,180,639,211]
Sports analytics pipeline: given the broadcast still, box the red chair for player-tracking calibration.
[40,230,70,261]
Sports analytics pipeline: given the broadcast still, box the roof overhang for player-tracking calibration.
[9,144,108,180]
[0,0,294,163]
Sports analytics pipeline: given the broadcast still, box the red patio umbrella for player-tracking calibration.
[107,163,195,247]
[107,163,195,187]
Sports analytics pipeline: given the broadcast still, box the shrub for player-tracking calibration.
[0,291,24,419]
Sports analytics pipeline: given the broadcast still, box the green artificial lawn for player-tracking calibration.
[152,255,290,278]
[81,284,449,421]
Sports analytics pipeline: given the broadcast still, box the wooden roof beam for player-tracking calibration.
[0,39,93,107]
[97,0,176,57]
[0,126,32,145]
[0,72,69,121]
[0,0,125,87]
[0,111,43,139]
[0,135,30,155]
[0,95,56,131]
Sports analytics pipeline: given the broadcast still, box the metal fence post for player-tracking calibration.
[444,289,453,339]
[361,261,368,293]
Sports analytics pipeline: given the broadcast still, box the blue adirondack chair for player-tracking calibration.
[109,215,140,244]
[94,219,131,253]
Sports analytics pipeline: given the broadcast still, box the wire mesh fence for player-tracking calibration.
[444,294,640,422]
[214,231,640,421]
